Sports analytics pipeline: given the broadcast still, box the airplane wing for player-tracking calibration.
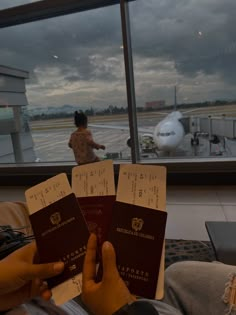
[181,107,211,115]
[89,123,154,134]
[89,124,129,131]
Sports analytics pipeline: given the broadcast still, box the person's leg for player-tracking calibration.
[163,261,236,315]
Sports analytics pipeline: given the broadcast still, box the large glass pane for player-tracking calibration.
[0,4,129,163]
[129,0,236,160]
[0,1,39,10]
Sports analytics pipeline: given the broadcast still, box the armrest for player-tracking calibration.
[205,221,236,265]
[0,201,32,236]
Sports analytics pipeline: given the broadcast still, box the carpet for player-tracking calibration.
[165,239,216,268]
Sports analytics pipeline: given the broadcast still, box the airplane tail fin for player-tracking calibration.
[174,85,177,111]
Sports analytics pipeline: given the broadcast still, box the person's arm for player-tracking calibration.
[82,234,159,315]
[86,130,105,150]
[68,135,72,148]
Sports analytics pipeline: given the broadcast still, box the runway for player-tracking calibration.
[29,106,236,162]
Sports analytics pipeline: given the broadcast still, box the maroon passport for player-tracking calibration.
[77,195,116,255]
[29,193,90,288]
[107,201,167,299]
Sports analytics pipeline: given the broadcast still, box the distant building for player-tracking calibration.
[0,65,36,163]
[145,100,166,110]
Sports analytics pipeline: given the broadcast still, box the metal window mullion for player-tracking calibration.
[120,0,140,163]
[0,0,134,29]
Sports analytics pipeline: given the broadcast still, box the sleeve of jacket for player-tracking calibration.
[86,130,100,149]
[112,301,159,315]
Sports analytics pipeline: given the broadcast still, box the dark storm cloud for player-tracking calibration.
[64,74,81,82]
[1,0,236,90]
[129,0,236,83]
[0,2,123,83]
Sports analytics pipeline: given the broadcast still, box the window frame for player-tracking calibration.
[1,158,236,186]
[0,0,133,28]
[0,0,236,185]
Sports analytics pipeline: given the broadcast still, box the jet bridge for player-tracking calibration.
[0,65,36,163]
[179,115,236,156]
[181,115,236,140]
[197,116,236,139]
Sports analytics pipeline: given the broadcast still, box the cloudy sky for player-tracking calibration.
[0,0,236,109]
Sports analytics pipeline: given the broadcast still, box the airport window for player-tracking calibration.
[0,107,13,120]
[0,0,39,11]
[0,1,129,164]
[0,0,236,181]
[129,0,236,162]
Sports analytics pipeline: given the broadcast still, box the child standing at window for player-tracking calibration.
[69,111,105,165]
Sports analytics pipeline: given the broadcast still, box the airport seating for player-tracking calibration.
[205,221,236,265]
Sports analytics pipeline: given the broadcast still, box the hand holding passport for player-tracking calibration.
[25,173,90,305]
[25,161,167,304]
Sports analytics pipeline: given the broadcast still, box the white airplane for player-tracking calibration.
[127,107,210,154]
[152,111,185,152]
[90,110,188,155]
[90,104,234,157]
[123,110,188,156]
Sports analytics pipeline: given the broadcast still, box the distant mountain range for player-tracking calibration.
[27,104,89,116]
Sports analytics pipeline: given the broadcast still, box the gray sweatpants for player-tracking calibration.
[163,261,236,315]
[24,261,236,315]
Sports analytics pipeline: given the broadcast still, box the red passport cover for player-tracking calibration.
[77,195,116,254]
[29,193,90,288]
[107,201,167,299]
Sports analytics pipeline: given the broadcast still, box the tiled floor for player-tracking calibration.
[166,186,236,241]
[166,204,225,241]
[1,185,236,241]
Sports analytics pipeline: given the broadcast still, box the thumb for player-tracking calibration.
[102,241,120,281]
[25,261,64,281]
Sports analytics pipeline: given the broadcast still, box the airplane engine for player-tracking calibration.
[126,134,156,153]
[126,137,132,148]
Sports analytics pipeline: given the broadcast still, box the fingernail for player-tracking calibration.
[103,241,112,250]
[53,262,64,272]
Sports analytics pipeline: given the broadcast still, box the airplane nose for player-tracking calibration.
[154,118,185,152]
[157,139,175,151]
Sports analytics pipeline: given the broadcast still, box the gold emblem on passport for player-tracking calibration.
[132,218,144,232]
[50,212,61,225]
